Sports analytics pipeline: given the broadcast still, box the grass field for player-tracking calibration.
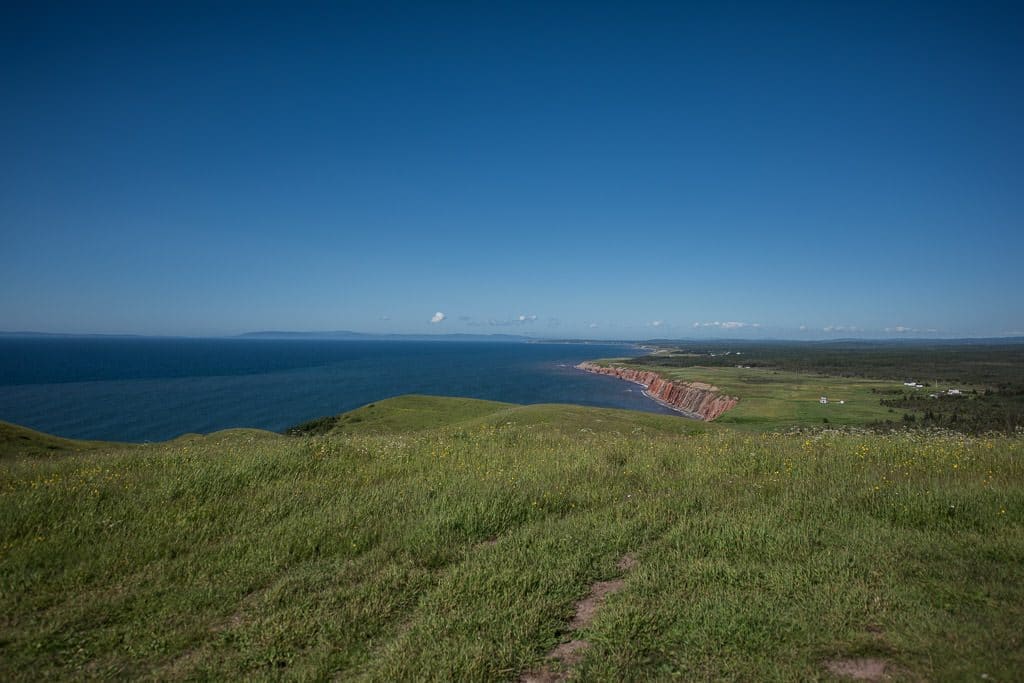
[290,395,713,437]
[2,396,1022,680]
[594,360,943,430]
[620,342,1024,433]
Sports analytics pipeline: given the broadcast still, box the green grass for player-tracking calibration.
[1,396,1022,680]
[288,394,517,435]
[596,360,924,430]
[0,420,118,459]
[291,395,713,438]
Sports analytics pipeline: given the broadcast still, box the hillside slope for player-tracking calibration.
[288,394,712,437]
[1,397,1021,681]
[0,420,118,458]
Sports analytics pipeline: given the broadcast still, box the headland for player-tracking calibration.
[576,361,739,420]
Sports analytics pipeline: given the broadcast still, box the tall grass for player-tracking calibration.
[1,425,1021,680]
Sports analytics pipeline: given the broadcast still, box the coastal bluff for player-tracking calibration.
[576,362,738,421]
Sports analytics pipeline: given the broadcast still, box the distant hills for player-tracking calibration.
[237,330,535,342]
[1,330,1021,345]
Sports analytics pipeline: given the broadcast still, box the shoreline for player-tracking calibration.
[576,361,739,421]
[639,388,704,420]
[602,371,705,419]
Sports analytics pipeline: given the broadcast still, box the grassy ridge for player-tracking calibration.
[0,421,117,459]
[1,396,1022,680]
[290,395,713,438]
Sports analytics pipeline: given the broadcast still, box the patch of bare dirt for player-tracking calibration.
[519,554,637,682]
[616,553,637,571]
[567,579,624,630]
[825,657,890,680]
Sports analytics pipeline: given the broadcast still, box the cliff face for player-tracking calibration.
[576,362,738,421]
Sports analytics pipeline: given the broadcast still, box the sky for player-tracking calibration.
[2,1,1022,340]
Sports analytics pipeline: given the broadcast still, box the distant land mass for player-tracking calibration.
[1,331,1021,345]
[237,330,535,343]
[641,337,1024,346]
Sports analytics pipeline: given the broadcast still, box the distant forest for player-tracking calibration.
[876,389,1024,434]
[634,341,1024,386]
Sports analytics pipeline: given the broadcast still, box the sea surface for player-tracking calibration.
[0,338,680,442]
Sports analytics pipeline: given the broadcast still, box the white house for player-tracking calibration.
[819,396,828,404]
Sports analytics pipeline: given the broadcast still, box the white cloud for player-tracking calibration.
[650,320,664,327]
[430,311,446,324]
[379,315,391,321]
[487,314,539,327]
[823,325,862,333]
[884,325,938,334]
[799,325,807,331]
[692,321,760,329]
[588,322,599,329]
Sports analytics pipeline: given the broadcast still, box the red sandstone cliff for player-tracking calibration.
[576,362,738,421]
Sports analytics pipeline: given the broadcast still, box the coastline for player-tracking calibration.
[640,388,704,420]
[576,361,739,421]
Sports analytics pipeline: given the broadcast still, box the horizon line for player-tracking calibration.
[2,330,1024,344]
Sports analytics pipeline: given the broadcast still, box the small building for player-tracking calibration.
[904,381,917,387]
[948,388,961,395]
[819,396,828,404]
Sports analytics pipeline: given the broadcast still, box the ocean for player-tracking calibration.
[0,337,679,442]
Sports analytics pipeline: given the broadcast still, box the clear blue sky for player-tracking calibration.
[2,1,1022,339]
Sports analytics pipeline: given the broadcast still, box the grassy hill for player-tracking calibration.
[288,394,713,437]
[0,420,118,458]
[1,396,1022,680]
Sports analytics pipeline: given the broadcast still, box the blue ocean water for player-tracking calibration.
[0,338,678,442]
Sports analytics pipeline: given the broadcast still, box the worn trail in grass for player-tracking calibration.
[1,396,1022,680]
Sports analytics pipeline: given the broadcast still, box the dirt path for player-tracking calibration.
[520,554,637,682]
[824,657,890,680]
